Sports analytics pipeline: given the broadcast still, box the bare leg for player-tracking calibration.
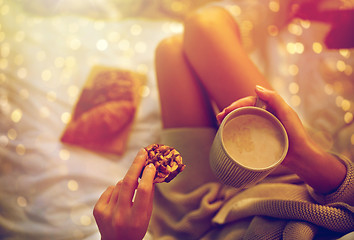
[155,34,217,129]
[183,6,272,111]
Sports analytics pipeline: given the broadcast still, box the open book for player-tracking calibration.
[61,65,146,155]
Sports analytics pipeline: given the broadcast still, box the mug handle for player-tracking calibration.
[255,96,267,110]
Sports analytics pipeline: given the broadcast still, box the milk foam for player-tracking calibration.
[222,114,284,169]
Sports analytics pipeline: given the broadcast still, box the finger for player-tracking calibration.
[108,180,122,208]
[146,178,156,217]
[255,85,293,120]
[255,85,306,141]
[93,185,114,217]
[216,96,256,124]
[133,163,156,214]
[117,149,148,209]
[98,185,114,205]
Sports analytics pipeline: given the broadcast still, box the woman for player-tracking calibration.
[93,2,354,239]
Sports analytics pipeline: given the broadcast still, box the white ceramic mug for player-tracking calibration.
[209,99,289,188]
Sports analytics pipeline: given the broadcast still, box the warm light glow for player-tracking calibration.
[61,112,71,124]
[11,109,22,123]
[336,96,344,107]
[7,128,17,140]
[339,49,350,58]
[341,100,351,111]
[60,149,71,161]
[324,84,334,95]
[130,24,142,36]
[80,215,92,226]
[69,38,82,50]
[41,69,52,81]
[16,144,26,155]
[269,0,280,12]
[336,60,346,72]
[312,42,322,54]
[288,23,302,36]
[241,20,253,31]
[300,20,311,29]
[288,64,299,76]
[295,42,304,54]
[96,39,108,51]
[228,5,242,17]
[291,95,301,107]
[139,85,150,98]
[168,22,183,33]
[17,196,27,207]
[344,112,353,124]
[267,25,278,36]
[286,42,304,54]
[289,82,299,94]
[67,180,79,191]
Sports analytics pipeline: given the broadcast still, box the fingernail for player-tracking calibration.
[138,148,146,156]
[256,85,265,92]
[146,163,156,173]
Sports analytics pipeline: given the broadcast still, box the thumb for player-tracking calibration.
[255,85,299,128]
[255,85,273,102]
[255,85,285,109]
[255,85,287,116]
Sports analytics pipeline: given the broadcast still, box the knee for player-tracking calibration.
[155,34,183,64]
[183,6,240,42]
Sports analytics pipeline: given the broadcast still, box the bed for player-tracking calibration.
[0,0,353,239]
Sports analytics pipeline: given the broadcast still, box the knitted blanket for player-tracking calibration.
[149,128,354,240]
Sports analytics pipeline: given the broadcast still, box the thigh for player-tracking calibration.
[155,34,217,129]
[183,6,272,111]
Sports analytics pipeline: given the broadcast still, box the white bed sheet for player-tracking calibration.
[0,0,353,239]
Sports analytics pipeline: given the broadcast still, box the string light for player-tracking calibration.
[269,0,280,12]
[312,42,323,54]
[67,180,79,191]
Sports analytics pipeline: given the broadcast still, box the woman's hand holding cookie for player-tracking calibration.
[93,149,156,240]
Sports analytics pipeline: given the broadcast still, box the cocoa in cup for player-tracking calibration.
[209,104,289,188]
